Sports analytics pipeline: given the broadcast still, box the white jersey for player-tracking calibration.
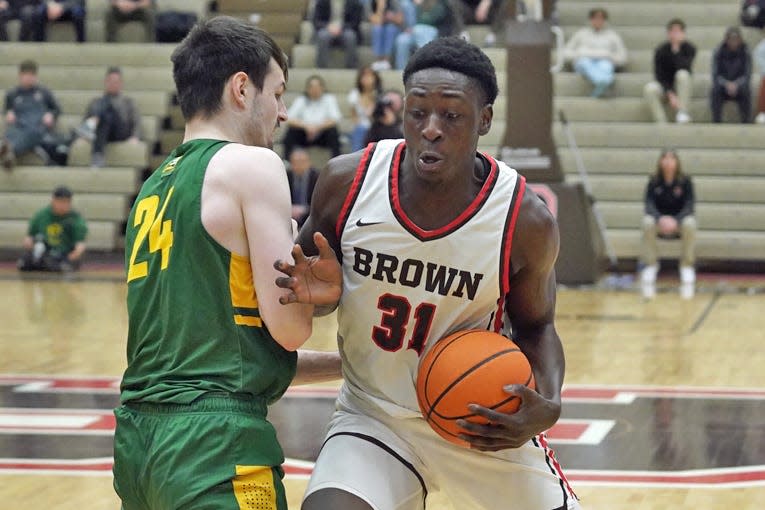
[336,139,526,418]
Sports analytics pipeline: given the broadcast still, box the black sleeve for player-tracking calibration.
[345,0,364,31]
[42,87,61,118]
[676,177,695,220]
[644,178,660,219]
[4,89,14,114]
[675,42,696,71]
[735,48,752,88]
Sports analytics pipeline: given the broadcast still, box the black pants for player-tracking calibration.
[282,126,341,160]
[91,98,133,154]
[19,3,85,42]
[710,83,751,123]
[18,250,78,272]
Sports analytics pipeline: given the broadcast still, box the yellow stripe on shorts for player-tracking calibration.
[232,465,277,509]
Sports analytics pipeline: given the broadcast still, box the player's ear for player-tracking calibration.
[478,104,493,136]
[229,71,249,108]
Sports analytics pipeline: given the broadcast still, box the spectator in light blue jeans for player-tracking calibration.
[564,7,628,97]
[394,0,453,70]
[369,0,407,71]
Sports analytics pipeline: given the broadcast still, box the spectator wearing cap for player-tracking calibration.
[73,66,142,168]
[18,186,88,272]
[0,60,61,171]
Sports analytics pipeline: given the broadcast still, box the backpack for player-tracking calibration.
[741,0,765,28]
[155,11,197,43]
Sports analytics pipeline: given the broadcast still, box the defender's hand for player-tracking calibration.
[274,232,342,306]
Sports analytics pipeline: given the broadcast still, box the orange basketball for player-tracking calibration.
[416,329,535,447]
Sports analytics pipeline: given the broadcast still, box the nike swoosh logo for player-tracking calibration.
[356,219,384,227]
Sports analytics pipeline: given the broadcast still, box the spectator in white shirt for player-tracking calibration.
[282,75,342,160]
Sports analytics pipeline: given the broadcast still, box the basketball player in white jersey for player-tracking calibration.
[279,36,579,510]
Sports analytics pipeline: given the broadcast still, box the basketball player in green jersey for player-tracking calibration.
[113,17,342,510]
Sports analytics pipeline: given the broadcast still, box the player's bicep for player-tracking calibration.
[239,154,312,345]
[506,202,560,331]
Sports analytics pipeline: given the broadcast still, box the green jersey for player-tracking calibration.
[27,205,87,256]
[120,139,297,406]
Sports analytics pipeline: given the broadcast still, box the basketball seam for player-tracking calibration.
[425,347,521,421]
[429,367,533,420]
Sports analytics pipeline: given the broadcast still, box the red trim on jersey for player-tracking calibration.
[538,433,578,499]
[390,145,498,241]
[335,143,376,240]
[493,175,526,332]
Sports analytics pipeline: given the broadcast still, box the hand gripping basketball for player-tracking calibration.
[416,330,542,450]
[274,232,343,306]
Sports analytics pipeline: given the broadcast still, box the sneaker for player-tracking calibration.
[91,152,106,168]
[680,282,694,299]
[640,264,658,284]
[641,282,656,300]
[680,265,696,284]
[675,111,691,124]
[755,112,765,124]
[483,32,496,47]
[459,30,471,43]
[74,118,97,141]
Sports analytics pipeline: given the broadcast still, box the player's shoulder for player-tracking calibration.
[211,143,285,178]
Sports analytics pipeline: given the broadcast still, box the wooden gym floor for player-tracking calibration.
[0,267,763,509]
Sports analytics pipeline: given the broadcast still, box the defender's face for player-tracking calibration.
[248,59,287,149]
[403,68,491,182]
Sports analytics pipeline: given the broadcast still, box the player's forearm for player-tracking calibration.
[515,323,564,409]
[292,349,342,386]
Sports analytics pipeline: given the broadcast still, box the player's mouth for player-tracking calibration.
[417,151,444,172]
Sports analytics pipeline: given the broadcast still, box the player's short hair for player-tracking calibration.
[588,8,608,20]
[106,66,122,76]
[666,18,686,31]
[402,36,498,105]
[19,60,38,74]
[171,16,288,120]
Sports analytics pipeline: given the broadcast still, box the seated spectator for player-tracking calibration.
[369,0,407,71]
[394,0,454,70]
[73,66,142,168]
[710,27,752,123]
[754,36,765,124]
[313,0,364,69]
[105,0,155,43]
[452,0,509,47]
[0,60,60,171]
[26,0,86,42]
[282,75,342,160]
[348,65,382,152]
[640,149,696,296]
[563,7,628,98]
[286,147,320,227]
[365,89,405,144]
[18,185,88,272]
[644,18,696,124]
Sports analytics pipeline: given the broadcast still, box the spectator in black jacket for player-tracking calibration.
[286,147,320,227]
[710,26,752,123]
[25,0,86,42]
[0,60,61,171]
[640,149,696,293]
[313,0,364,69]
[644,18,696,124]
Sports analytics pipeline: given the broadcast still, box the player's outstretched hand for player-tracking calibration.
[274,232,342,306]
[455,384,561,452]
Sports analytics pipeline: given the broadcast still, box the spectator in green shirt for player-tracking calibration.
[18,185,88,272]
